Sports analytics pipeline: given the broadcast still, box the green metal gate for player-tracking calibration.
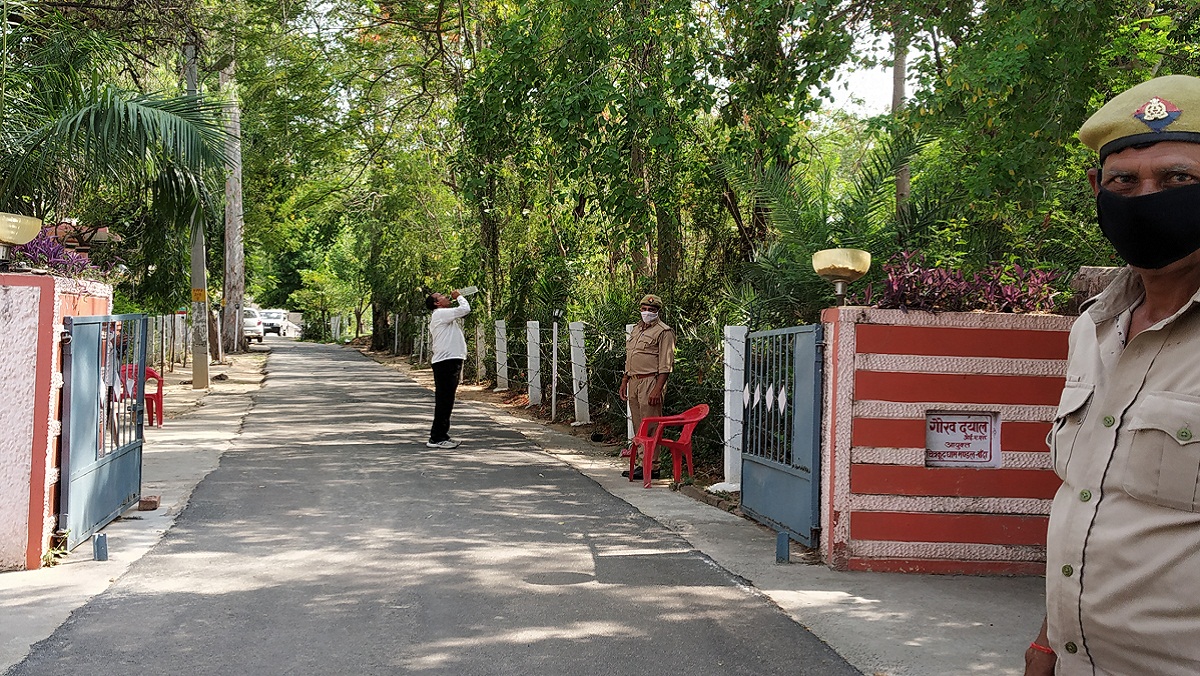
[740,325,823,547]
[60,314,148,550]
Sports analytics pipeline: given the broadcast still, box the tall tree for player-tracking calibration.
[221,57,248,353]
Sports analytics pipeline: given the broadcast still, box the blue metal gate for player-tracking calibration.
[60,314,148,550]
[741,325,823,547]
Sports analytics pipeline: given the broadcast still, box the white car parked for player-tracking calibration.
[242,308,264,343]
[261,309,288,336]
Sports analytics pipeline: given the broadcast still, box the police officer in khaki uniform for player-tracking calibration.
[1027,74,1200,676]
[620,294,675,480]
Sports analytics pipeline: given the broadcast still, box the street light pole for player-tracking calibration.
[185,42,209,390]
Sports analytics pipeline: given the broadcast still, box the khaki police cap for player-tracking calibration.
[638,294,663,309]
[1080,74,1200,162]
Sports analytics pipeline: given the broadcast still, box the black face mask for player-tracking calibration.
[1097,182,1200,269]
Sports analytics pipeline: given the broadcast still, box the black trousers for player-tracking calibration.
[429,358,463,443]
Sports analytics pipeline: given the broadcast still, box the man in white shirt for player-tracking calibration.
[425,290,470,449]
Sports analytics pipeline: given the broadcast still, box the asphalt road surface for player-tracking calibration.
[10,340,860,676]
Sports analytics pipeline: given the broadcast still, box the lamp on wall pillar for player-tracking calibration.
[812,248,872,306]
[0,213,43,272]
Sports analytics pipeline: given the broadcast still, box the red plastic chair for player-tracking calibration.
[120,365,165,427]
[628,404,710,488]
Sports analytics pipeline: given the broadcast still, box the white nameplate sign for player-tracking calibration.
[925,411,1001,468]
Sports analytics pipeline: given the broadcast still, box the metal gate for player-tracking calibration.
[741,325,823,547]
[60,314,148,550]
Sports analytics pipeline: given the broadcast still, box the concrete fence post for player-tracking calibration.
[411,317,421,362]
[494,320,509,391]
[413,317,423,361]
[568,321,590,425]
[527,320,541,406]
[475,321,486,384]
[419,318,427,363]
[392,313,399,355]
[180,314,188,366]
[182,312,191,367]
[713,325,748,492]
[550,320,559,421]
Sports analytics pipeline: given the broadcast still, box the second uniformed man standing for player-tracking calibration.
[619,294,675,480]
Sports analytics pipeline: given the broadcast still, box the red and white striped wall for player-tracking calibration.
[0,275,111,571]
[820,307,1074,575]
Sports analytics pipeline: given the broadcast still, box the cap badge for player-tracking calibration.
[1134,96,1181,131]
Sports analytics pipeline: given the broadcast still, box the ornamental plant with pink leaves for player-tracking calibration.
[863,251,1063,314]
[11,227,95,277]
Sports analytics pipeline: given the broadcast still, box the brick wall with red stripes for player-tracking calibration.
[820,307,1075,575]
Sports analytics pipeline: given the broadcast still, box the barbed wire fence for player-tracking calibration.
[390,310,752,482]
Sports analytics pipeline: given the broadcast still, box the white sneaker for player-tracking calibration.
[425,439,461,449]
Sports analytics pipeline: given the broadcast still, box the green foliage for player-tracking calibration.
[40,531,69,568]
[0,12,228,218]
[0,9,229,316]
[31,0,1189,481]
[288,267,358,341]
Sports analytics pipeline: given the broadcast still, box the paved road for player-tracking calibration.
[10,340,859,676]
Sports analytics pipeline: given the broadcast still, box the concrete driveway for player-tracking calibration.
[7,340,859,675]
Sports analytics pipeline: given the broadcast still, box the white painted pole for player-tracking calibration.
[214,311,224,362]
[568,321,590,425]
[712,325,749,492]
[392,313,399,355]
[414,317,422,359]
[494,320,509,391]
[550,320,559,421]
[417,317,425,363]
[527,320,541,406]
[476,321,486,384]
[625,323,634,441]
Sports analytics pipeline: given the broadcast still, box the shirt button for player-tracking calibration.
[1179,428,1193,441]
[1102,416,1116,427]
[1079,490,1092,502]
[1062,564,1074,577]
[1065,642,1078,654]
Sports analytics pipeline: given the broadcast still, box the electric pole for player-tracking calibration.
[185,42,210,389]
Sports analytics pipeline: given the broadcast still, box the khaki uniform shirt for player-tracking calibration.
[625,320,675,376]
[1047,267,1200,675]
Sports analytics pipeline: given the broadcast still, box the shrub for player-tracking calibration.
[11,228,94,277]
[868,251,1063,314]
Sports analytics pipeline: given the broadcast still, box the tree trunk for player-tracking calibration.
[720,179,755,261]
[628,141,653,279]
[220,59,247,355]
[480,169,502,296]
[185,43,209,389]
[208,307,222,363]
[370,301,390,351]
[654,200,681,291]
[893,28,911,219]
[749,148,771,247]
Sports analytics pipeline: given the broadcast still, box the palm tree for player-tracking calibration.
[0,11,228,228]
[723,125,955,326]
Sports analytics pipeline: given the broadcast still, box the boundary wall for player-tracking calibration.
[821,307,1074,575]
[0,274,111,570]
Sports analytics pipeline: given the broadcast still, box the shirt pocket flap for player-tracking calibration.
[1128,392,1200,445]
[1055,382,1094,419]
